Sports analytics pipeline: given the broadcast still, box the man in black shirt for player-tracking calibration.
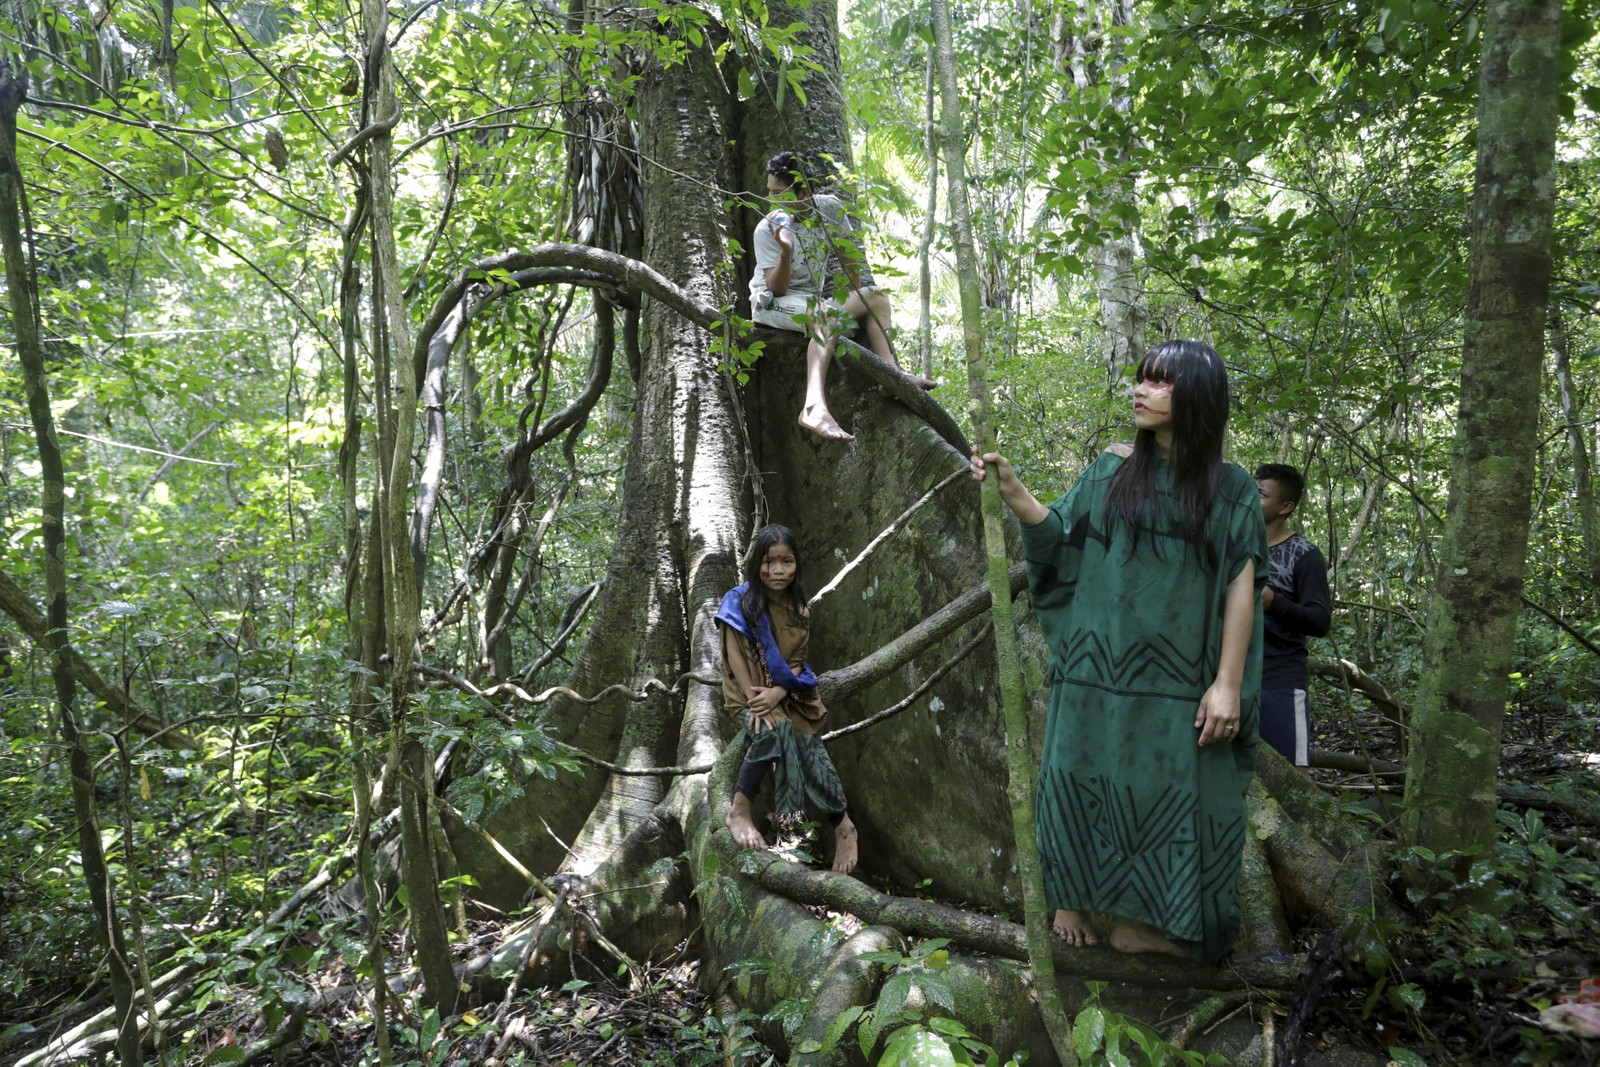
[1255,464,1333,766]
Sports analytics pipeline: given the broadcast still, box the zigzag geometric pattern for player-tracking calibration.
[1036,759,1246,958]
[1056,629,1213,695]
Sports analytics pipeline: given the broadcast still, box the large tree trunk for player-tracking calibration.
[1403,0,1562,854]
[422,8,1382,1065]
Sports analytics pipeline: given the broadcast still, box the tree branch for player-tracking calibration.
[0,567,202,753]
[809,464,970,609]
[822,562,1027,704]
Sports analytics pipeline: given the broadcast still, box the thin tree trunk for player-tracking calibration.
[1403,0,1562,854]
[1056,0,1146,379]
[0,62,141,1066]
[1551,309,1599,589]
[359,0,457,1012]
[928,9,1077,1065]
[918,45,938,380]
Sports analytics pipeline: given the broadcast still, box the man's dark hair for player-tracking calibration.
[765,149,839,193]
[1255,463,1306,508]
[765,150,814,192]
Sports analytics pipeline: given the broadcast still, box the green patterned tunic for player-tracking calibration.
[1020,451,1266,961]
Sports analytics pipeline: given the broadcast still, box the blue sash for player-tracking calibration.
[715,584,818,694]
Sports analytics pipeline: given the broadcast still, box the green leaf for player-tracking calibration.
[1393,983,1426,1012]
[877,973,912,1019]
[1073,1004,1106,1060]
[916,974,956,1013]
[1388,1048,1428,1067]
[819,1005,864,1051]
[882,1027,960,1067]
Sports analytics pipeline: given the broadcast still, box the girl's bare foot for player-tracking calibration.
[725,792,767,850]
[831,816,859,874]
[1108,917,1187,959]
[1052,909,1098,946]
[798,407,854,442]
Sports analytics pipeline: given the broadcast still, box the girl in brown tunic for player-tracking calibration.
[717,525,858,873]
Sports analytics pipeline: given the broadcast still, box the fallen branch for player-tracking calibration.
[14,963,207,1067]
[1166,991,1253,1050]
[1309,749,1405,780]
[1309,657,1404,719]
[708,830,1299,992]
[809,464,969,609]
[1310,750,1600,828]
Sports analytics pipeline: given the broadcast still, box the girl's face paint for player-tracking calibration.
[759,544,798,594]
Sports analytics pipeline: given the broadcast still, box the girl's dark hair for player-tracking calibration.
[1103,339,1232,565]
[740,524,808,626]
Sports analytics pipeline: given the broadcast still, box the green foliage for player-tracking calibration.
[1071,983,1230,1067]
[1352,808,1600,1062]
[789,938,1022,1064]
[2,0,1598,1059]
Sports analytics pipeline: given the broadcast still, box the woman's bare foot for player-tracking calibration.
[1108,917,1188,959]
[1052,909,1098,946]
[831,815,859,874]
[725,792,767,850]
[798,406,855,442]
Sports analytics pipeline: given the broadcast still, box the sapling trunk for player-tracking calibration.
[926,6,1078,1062]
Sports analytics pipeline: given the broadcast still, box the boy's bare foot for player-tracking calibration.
[1108,917,1187,959]
[877,373,939,397]
[1052,908,1098,946]
[726,792,767,850]
[831,815,859,874]
[798,407,854,442]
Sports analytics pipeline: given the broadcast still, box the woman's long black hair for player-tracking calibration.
[740,524,808,627]
[1102,339,1232,565]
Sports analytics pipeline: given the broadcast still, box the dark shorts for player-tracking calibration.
[1259,687,1309,766]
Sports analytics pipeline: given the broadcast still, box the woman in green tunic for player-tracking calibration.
[972,340,1265,961]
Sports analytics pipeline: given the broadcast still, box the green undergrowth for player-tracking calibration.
[1344,806,1600,1065]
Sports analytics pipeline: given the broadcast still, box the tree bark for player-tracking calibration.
[1403,0,1563,854]
[0,61,141,1067]
[356,0,457,1013]
[1550,309,1600,591]
[918,46,939,379]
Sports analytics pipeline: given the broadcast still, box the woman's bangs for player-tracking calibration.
[1137,352,1175,384]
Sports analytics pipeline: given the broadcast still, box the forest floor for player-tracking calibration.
[1287,690,1600,1067]
[4,695,1598,1065]
[188,685,1596,1067]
